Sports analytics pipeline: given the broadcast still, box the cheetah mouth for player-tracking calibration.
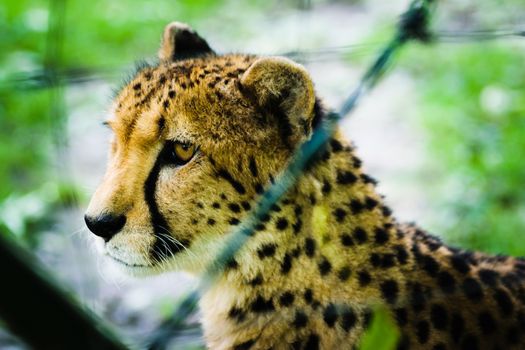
[107,253,154,269]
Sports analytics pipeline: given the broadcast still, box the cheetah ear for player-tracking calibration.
[158,22,214,61]
[240,57,316,143]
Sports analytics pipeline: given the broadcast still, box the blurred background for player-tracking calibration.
[1,0,524,348]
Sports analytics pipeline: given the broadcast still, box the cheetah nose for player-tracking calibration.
[84,213,126,242]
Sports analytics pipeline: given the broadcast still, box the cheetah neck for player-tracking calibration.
[199,130,416,347]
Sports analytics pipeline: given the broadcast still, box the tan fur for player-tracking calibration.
[86,22,525,349]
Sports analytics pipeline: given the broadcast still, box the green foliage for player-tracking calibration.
[359,306,399,350]
[403,43,525,256]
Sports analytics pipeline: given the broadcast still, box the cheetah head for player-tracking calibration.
[85,22,318,276]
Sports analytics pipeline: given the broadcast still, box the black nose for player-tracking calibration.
[84,214,126,241]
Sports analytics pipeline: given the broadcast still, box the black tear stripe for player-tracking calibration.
[144,145,185,262]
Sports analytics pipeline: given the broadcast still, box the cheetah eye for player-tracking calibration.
[166,141,197,166]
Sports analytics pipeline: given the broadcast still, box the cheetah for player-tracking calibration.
[84,22,525,349]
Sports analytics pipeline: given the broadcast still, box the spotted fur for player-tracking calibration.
[85,22,525,349]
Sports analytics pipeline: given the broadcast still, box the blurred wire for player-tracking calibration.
[2,26,524,92]
[436,28,525,42]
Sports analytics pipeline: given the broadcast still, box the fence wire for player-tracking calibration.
[2,28,525,91]
[146,0,436,348]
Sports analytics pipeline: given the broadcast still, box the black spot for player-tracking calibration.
[133,82,141,90]
[229,218,240,225]
[415,320,430,344]
[168,90,175,98]
[381,206,393,217]
[430,304,448,330]
[338,266,351,281]
[421,255,440,277]
[217,169,246,194]
[254,183,264,194]
[157,116,166,132]
[305,238,316,257]
[248,274,263,286]
[225,257,239,270]
[507,326,520,344]
[323,303,338,328]
[462,278,484,300]
[352,156,363,168]
[234,339,255,350]
[251,296,274,313]
[410,283,427,313]
[322,181,332,194]
[437,271,456,294]
[318,257,332,276]
[394,308,408,326]
[291,247,301,258]
[276,218,289,231]
[304,333,320,350]
[292,218,303,234]
[241,201,251,211]
[396,334,410,350]
[293,310,308,328]
[304,289,313,304]
[394,245,409,264]
[363,309,373,328]
[478,269,499,287]
[365,196,379,210]
[349,199,365,215]
[450,255,471,274]
[330,138,343,152]
[207,218,216,226]
[380,280,399,304]
[340,307,357,331]
[337,170,358,185]
[358,271,372,286]
[370,253,381,267]
[374,227,389,244]
[361,173,378,185]
[450,313,465,343]
[281,253,292,274]
[228,307,245,322]
[333,208,347,223]
[517,310,525,331]
[340,233,354,247]
[291,340,302,350]
[162,99,169,109]
[279,291,295,307]
[493,288,514,316]
[271,204,282,212]
[432,343,446,350]
[380,253,396,268]
[460,334,479,350]
[354,227,368,244]
[259,213,270,223]
[478,311,496,334]
[257,243,277,259]
[228,203,241,213]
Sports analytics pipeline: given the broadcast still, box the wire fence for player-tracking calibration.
[2,0,525,349]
